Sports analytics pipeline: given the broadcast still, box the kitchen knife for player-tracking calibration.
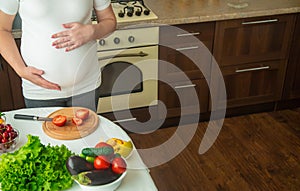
[14,114,53,121]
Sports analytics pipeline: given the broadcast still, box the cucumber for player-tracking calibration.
[81,147,114,157]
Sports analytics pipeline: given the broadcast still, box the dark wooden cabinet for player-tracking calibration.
[282,14,300,100]
[219,61,286,107]
[159,79,209,117]
[0,39,24,111]
[213,14,296,108]
[213,14,295,66]
[159,22,215,118]
[0,55,14,111]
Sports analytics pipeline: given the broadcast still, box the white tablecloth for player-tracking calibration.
[3,107,158,191]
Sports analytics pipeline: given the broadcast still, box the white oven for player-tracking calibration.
[96,26,159,114]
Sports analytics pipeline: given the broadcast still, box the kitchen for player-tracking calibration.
[1,0,300,190]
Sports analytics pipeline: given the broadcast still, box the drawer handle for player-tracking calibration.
[113,117,137,123]
[177,32,200,37]
[176,46,199,51]
[174,84,196,89]
[0,62,3,72]
[235,66,270,73]
[242,19,278,25]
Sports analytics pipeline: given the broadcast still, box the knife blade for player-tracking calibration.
[14,114,53,121]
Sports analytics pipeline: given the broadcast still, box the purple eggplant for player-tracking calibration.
[66,155,95,175]
[72,168,121,186]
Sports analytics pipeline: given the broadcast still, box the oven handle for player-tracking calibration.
[98,51,149,61]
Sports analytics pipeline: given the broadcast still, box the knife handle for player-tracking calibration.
[14,114,37,120]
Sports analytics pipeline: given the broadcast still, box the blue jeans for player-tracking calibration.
[24,86,101,112]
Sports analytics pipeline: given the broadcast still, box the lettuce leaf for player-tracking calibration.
[0,135,74,191]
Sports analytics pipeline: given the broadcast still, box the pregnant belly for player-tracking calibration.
[24,42,98,88]
[43,54,99,88]
[43,66,87,88]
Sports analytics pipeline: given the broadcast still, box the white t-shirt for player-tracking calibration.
[0,0,111,99]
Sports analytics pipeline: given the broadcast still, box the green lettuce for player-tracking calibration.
[0,135,74,191]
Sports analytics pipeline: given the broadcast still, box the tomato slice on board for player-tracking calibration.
[52,115,67,127]
[72,117,83,126]
[75,109,89,120]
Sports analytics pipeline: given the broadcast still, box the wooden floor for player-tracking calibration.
[129,108,300,191]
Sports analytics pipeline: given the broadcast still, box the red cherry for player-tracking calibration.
[6,125,12,132]
[2,132,8,138]
[2,138,8,143]
[11,131,17,139]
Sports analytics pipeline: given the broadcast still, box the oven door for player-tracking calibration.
[97,45,158,114]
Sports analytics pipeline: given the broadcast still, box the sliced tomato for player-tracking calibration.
[94,155,110,170]
[75,109,89,120]
[72,117,83,126]
[52,115,67,127]
[111,157,127,174]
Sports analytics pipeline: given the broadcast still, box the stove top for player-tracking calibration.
[111,0,158,23]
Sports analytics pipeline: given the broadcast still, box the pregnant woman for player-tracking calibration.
[0,0,116,111]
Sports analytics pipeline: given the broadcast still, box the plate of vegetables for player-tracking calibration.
[66,142,127,191]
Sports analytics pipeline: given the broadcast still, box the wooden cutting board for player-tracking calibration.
[42,107,99,140]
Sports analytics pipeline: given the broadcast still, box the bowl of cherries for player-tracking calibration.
[0,123,19,153]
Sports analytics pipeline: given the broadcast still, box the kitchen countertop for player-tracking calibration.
[117,0,300,28]
[147,0,300,23]
[12,0,300,38]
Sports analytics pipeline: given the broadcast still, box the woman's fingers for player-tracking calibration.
[51,22,92,51]
[38,78,61,90]
[25,66,61,90]
[52,36,70,46]
[53,40,75,49]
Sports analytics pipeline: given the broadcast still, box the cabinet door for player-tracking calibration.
[160,22,215,50]
[7,65,24,109]
[158,23,214,118]
[0,39,25,111]
[0,56,14,111]
[159,79,209,118]
[283,14,300,99]
[159,45,210,81]
[159,22,214,82]
[213,14,296,66]
[215,61,286,108]
[8,39,25,109]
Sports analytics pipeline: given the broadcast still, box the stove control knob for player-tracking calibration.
[118,11,124,18]
[144,9,150,15]
[127,11,133,17]
[127,7,134,17]
[114,37,120,44]
[99,39,105,46]
[135,10,142,16]
[128,36,135,43]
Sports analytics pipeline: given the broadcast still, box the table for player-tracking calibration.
[3,107,158,191]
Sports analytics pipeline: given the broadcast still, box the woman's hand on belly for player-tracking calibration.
[20,66,61,91]
[51,22,94,52]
